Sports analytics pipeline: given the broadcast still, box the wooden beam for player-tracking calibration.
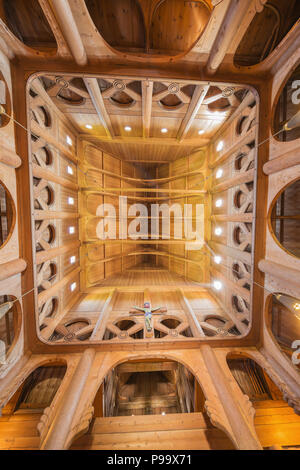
[83,187,206,194]
[36,240,80,265]
[51,0,87,66]
[177,84,210,142]
[205,0,266,75]
[212,213,253,223]
[32,164,78,190]
[31,121,77,163]
[178,289,206,338]
[90,289,117,340]
[210,267,251,302]
[0,145,21,168]
[35,210,79,220]
[118,361,177,373]
[81,134,210,146]
[210,127,256,168]
[209,241,251,265]
[263,148,300,175]
[258,259,300,290]
[38,267,81,306]
[0,258,27,282]
[142,80,153,138]
[83,78,114,138]
[208,288,248,335]
[213,169,255,192]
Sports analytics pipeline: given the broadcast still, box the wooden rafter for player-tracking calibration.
[142,80,153,138]
[177,84,210,142]
[83,78,114,139]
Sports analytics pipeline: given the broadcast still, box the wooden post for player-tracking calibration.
[201,345,262,450]
[41,349,95,450]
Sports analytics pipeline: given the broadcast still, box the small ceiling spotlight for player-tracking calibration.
[214,255,222,265]
[70,282,77,292]
[216,141,224,152]
[215,199,223,208]
[198,130,205,135]
[68,197,74,205]
[161,128,168,134]
[85,124,93,129]
[124,126,132,132]
[216,168,223,179]
[69,226,75,235]
[215,227,223,236]
[67,165,73,175]
[70,256,76,264]
[66,135,73,146]
[213,280,223,291]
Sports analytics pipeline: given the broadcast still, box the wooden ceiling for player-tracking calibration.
[39,74,247,161]
[235,0,300,66]
[84,0,212,55]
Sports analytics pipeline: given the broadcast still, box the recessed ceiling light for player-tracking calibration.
[124,126,132,132]
[198,130,205,135]
[70,256,76,264]
[67,165,73,175]
[85,124,93,129]
[70,282,77,292]
[161,128,168,134]
[213,280,223,291]
[69,226,75,234]
[216,168,223,179]
[68,197,74,205]
[216,141,224,152]
[215,227,223,236]
[214,255,222,265]
[66,135,73,146]
[215,199,223,208]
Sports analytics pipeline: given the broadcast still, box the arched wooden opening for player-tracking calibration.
[267,293,300,371]
[227,354,282,402]
[150,0,211,55]
[84,0,146,52]
[234,1,300,67]
[273,62,300,142]
[0,180,15,248]
[0,71,11,128]
[1,362,67,417]
[0,0,57,53]
[226,353,300,449]
[269,178,300,257]
[0,295,21,361]
[71,358,235,450]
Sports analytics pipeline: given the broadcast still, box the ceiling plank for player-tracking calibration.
[83,77,114,139]
[81,134,209,146]
[142,80,153,138]
[177,84,210,142]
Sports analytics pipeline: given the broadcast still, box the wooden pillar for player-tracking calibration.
[194,378,205,412]
[93,383,104,418]
[201,345,262,450]
[41,349,95,450]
